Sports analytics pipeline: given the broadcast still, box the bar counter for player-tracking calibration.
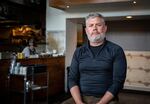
[0,56,65,102]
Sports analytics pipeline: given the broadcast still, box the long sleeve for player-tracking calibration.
[68,49,80,89]
[107,48,127,96]
[22,47,30,58]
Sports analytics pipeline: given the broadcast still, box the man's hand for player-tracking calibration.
[70,86,84,104]
[96,91,114,104]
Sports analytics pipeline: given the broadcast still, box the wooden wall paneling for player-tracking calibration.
[49,0,131,9]
[125,51,150,91]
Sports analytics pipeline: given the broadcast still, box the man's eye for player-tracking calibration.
[97,24,102,26]
[88,25,93,27]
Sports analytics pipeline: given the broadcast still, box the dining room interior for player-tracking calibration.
[0,0,150,104]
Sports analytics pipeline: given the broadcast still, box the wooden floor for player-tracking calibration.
[118,90,150,104]
[1,90,150,104]
[50,90,150,104]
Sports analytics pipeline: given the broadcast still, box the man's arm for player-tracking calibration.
[68,48,84,104]
[70,85,85,104]
[96,91,114,104]
[22,47,30,57]
[97,47,126,104]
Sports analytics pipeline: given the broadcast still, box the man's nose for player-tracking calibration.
[93,25,97,30]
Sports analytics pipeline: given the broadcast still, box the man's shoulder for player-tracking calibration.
[106,40,123,50]
[22,46,29,52]
[73,43,89,57]
[76,43,88,51]
[24,46,30,50]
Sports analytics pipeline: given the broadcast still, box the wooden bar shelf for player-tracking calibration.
[0,57,65,103]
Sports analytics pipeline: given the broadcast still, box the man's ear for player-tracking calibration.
[103,25,107,33]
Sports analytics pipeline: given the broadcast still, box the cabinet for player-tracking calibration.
[8,64,49,104]
[0,57,65,103]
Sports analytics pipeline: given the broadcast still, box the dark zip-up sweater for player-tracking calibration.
[68,40,127,97]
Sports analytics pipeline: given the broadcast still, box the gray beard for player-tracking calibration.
[87,33,105,43]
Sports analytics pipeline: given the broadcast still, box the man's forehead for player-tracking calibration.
[86,17,104,24]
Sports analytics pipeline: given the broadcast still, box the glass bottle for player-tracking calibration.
[9,53,17,74]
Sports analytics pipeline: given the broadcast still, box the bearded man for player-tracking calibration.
[62,13,127,104]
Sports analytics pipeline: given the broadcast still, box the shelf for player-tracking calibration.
[8,64,49,104]
[31,85,48,91]
[11,36,32,39]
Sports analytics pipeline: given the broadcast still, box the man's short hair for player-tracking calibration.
[28,39,35,46]
[85,13,105,25]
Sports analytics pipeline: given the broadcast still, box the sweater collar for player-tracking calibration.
[84,38,107,49]
[83,39,107,58]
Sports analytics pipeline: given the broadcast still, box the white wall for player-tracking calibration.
[65,20,77,67]
[64,20,77,91]
[46,7,66,31]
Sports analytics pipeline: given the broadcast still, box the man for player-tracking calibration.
[22,39,36,58]
[63,13,127,104]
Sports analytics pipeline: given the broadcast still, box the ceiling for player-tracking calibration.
[64,0,150,13]
[63,0,150,24]
[0,0,46,26]
[50,0,132,9]
[50,0,150,11]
